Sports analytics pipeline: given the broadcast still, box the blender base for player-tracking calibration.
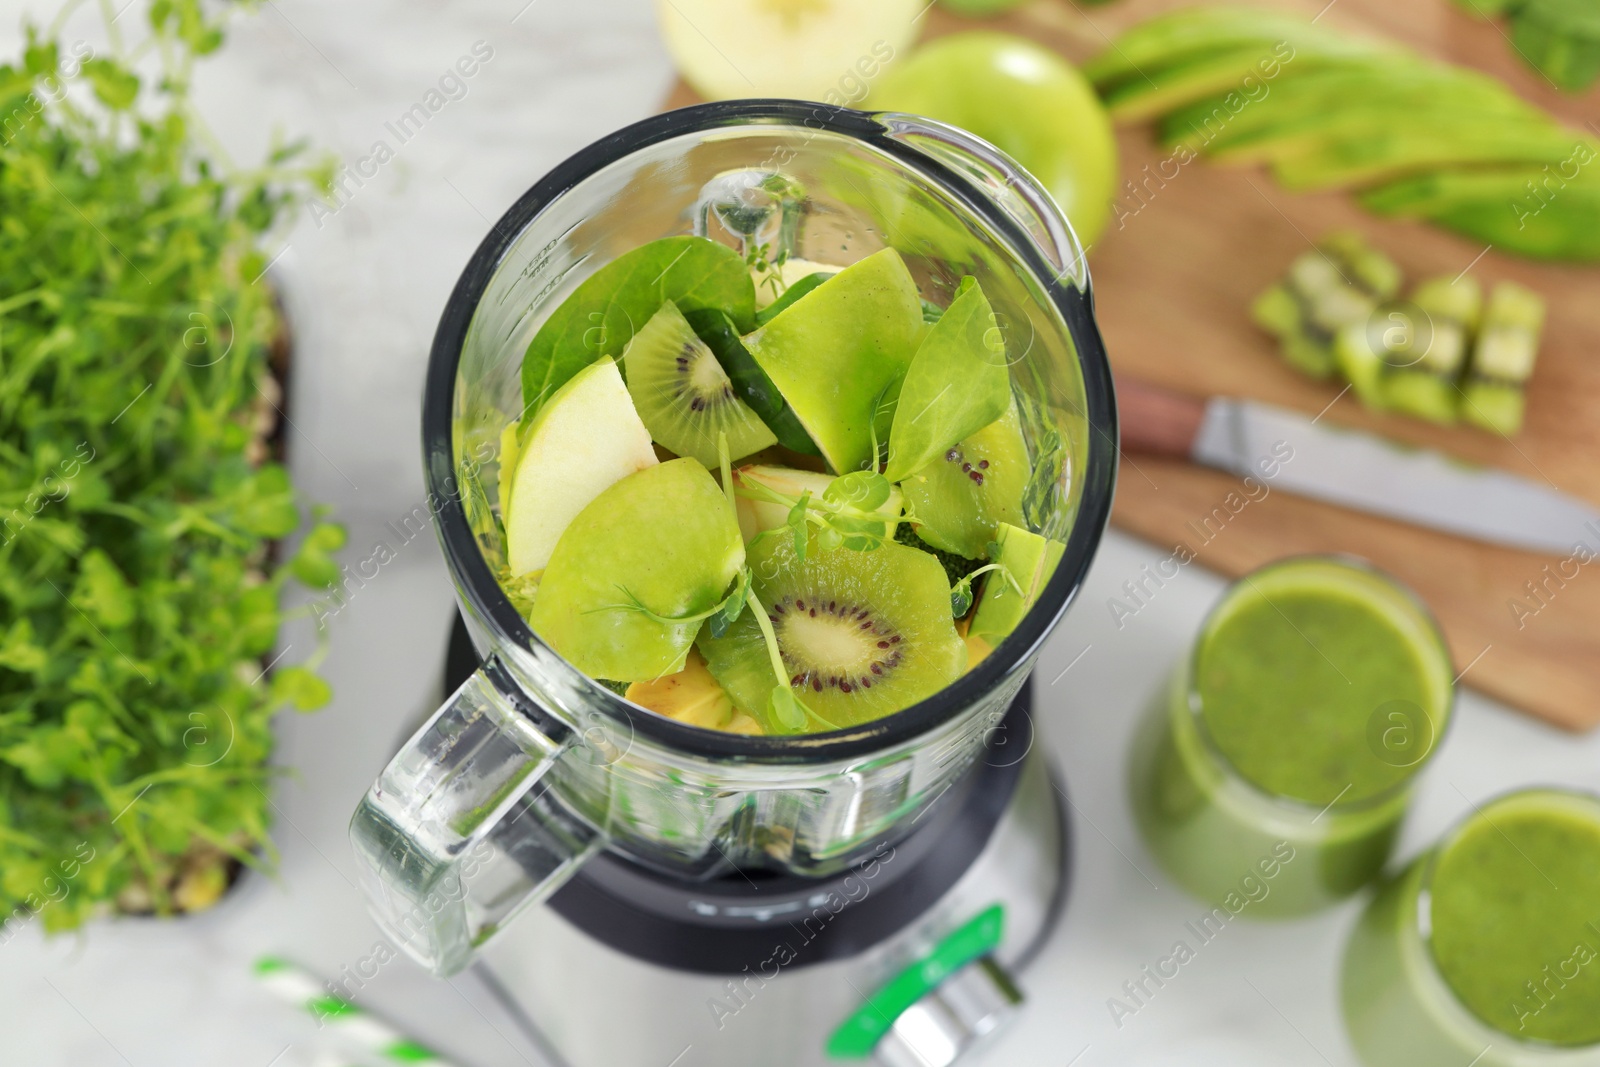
[437,616,1072,1067]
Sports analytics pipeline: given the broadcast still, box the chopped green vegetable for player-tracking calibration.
[1090,6,1600,260]
[1251,232,1400,379]
[1381,276,1482,424]
[1457,0,1600,92]
[0,4,334,927]
[969,523,1064,645]
[1462,282,1546,435]
[1256,235,1547,434]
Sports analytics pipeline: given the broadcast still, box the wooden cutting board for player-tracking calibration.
[662,0,1600,729]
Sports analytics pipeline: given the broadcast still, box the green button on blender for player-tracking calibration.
[826,904,1008,1059]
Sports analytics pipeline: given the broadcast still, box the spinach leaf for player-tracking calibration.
[882,277,1011,482]
[520,237,756,425]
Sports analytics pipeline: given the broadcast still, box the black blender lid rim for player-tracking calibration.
[423,99,1118,764]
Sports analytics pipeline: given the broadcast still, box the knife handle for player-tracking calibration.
[1118,378,1208,458]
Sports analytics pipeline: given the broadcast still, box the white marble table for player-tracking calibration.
[2,2,1597,1064]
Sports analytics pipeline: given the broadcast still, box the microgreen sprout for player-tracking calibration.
[949,561,1024,618]
[737,470,903,558]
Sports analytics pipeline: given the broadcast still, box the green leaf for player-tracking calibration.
[521,237,756,425]
[288,522,346,589]
[883,277,1011,482]
[236,585,282,657]
[2,731,75,788]
[271,666,332,712]
[0,619,48,675]
[75,550,135,629]
[82,59,140,110]
[22,35,58,78]
[1513,0,1600,91]
[235,465,300,538]
[768,687,807,731]
[63,467,111,511]
[787,490,810,562]
[305,522,347,552]
[706,568,751,639]
[824,470,892,512]
[949,562,1014,618]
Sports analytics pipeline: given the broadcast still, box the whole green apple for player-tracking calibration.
[868,32,1119,247]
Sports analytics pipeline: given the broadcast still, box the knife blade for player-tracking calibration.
[1118,378,1600,556]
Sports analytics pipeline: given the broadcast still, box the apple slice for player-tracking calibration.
[529,458,745,682]
[744,248,926,475]
[969,522,1065,645]
[504,357,657,577]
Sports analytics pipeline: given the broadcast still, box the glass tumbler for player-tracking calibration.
[1342,789,1600,1067]
[1128,556,1454,917]
[348,101,1118,975]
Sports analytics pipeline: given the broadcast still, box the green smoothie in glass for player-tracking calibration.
[1343,789,1600,1067]
[1129,556,1454,917]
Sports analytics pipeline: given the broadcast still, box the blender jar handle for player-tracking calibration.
[873,112,1088,288]
[348,655,602,976]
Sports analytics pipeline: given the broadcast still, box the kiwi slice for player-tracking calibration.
[623,301,776,468]
[698,537,965,731]
[899,403,1029,559]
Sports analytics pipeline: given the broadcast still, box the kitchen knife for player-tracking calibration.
[1118,378,1600,556]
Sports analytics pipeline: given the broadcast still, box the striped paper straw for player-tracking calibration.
[254,956,461,1067]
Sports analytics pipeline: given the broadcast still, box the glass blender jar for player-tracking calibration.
[349,101,1117,987]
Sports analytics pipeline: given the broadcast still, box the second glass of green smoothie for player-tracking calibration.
[1342,789,1600,1067]
[1128,556,1454,917]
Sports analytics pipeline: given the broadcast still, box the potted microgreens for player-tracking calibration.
[0,0,340,930]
